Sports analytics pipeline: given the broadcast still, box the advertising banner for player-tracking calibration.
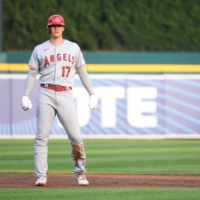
[0,74,200,139]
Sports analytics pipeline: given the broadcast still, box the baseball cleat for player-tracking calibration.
[35,178,47,186]
[75,174,89,186]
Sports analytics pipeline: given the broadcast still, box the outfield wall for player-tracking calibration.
[0,74,200,139]
[0,52,200,138]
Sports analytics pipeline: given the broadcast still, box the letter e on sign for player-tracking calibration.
[127,87,158,128]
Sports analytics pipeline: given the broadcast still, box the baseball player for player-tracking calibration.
[21,14,98,186]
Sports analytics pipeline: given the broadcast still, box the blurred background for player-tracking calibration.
[0,0,200,139]
[1,0,200,51]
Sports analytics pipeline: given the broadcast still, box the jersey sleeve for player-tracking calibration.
[75,45,86,69]
[28,47,39,71]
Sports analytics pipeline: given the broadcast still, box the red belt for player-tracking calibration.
[41,84,72,92]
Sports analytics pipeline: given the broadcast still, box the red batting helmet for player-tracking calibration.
[47,14,65,33]
[47,14,65,26]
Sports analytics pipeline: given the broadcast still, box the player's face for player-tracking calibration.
[50,25,64,38]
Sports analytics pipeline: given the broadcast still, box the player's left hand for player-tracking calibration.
[89,94,98,110]
[21,96,32,111]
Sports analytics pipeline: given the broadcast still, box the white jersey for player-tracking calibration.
[28,39,86,86]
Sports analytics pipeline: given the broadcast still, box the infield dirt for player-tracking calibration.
[0,174,200,188]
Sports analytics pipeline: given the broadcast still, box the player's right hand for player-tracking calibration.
[21,96,32,111]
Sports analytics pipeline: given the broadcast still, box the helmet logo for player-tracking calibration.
[54,17,60,22]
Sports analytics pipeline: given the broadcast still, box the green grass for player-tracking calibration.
[0,139,200,200]
[0,188,200,200]
[0,139,199,174]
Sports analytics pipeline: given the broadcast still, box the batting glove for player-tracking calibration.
[21,96,32,111]
[89,94,98,110]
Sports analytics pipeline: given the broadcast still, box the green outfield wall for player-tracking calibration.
[1,52,200,64]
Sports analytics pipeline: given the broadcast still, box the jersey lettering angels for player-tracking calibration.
[29,40,85,86]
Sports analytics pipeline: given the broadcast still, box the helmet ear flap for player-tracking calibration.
[46,26,51,34]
